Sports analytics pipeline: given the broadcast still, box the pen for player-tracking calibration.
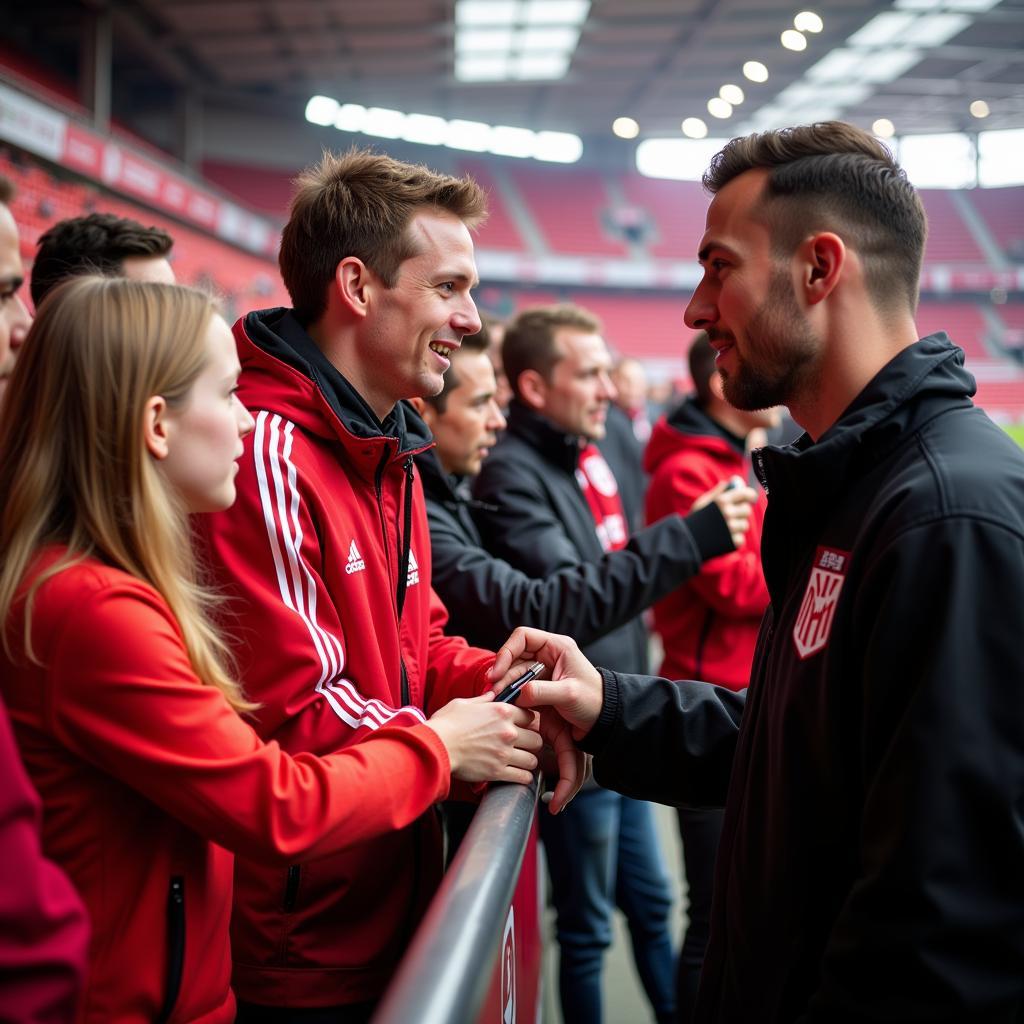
[494,661,545,704]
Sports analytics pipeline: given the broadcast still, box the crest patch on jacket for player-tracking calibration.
[793,547,849,659]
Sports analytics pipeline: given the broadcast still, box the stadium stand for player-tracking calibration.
[918,190,987,265]
[969,187,1024,263]
[508,165,628,256]
[617,176,709,261]
[0,149,287,316]
[915,301,989,361]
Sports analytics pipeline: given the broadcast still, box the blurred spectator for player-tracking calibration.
[481,311,513,410]
[0,176,31,408]
[611,356,652,444]
[30,212,174,308]
[644,331,775,1021]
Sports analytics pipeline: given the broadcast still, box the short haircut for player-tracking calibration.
[502,304,602,399]
[0,175,13,205]
[688,331,717,405]
[704,121,926,313]
[424,325,491,414]
[31,213,173,307]
[279,148,488,324]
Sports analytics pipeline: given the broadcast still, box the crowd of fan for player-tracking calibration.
[1,119,1022,1024]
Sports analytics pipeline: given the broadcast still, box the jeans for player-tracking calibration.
[541,787,676,1024]
[674,807,724,1024]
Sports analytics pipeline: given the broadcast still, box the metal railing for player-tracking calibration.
[372,773,541,1024]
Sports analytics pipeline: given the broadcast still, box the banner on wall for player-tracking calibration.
[0,78,277,256]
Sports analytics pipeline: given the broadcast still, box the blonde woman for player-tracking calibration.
[0,277,545,1024]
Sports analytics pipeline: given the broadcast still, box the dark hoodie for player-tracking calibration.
[584,335,1024,1022]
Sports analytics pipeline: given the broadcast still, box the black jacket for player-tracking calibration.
[418,446,731,651]
[471,401,683,673]
[582,335,1024,1023]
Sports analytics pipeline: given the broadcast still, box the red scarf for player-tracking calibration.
[576,445,628,552]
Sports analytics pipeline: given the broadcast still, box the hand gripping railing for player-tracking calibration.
[372,773,541,1024]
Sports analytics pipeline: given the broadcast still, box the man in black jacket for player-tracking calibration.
[489,121,1024,1023]
[469,304,715,1024]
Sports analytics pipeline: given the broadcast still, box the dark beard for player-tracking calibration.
[719,269,818,412]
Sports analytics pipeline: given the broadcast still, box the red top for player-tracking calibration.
[644,409,769,690]
[1,552,450,1023]
[0,695,88,1024]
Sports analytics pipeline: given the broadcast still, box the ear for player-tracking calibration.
[334,257,373,318]
[142,395,171,460]
[708,370,726,402]
[517,368,548,412]
[800,232,845,306]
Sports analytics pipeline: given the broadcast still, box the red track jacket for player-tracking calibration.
[1,552,451,1023]
[644,400,769,690]
[196,309,495,1008]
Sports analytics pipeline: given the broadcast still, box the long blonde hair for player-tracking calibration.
[0,275,254,712]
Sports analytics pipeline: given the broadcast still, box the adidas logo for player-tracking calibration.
[406,548,420,588]
[345,539,366,575]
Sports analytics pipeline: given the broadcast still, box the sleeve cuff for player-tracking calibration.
[578,667,620,755]
[684,502,734,562]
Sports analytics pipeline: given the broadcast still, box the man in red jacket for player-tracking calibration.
[644,331,777,1022]
[196,151,549,1023]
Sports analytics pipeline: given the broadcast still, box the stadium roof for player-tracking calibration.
[5,0,1024,153]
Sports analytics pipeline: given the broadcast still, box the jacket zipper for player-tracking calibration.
[283,865,301,912]
[155,875,185,1024]
[374,447,410,706]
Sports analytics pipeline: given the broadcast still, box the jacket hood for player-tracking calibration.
[643,398,747,475]
[234,307,433,457]
[755,333,974,530]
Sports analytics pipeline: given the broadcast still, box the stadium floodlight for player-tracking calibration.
[523,0,590,24]
[902,12,970,45]
[637,137,726,181]
[719,84,745,105]
[900,133,976,188]
[743,61,769,83]
[612,117,640,139]
[445,119,492,152]
[848,12,916,46]
[489,125,536,157]
[363,108,405,139]
[402,114,448,146]
[305,95,339,126]
[455,55,509,81]
[857,49,922,84]
[455,28,516,52]
[979,128,1024,187]
[335,104,368,132]
[807,48,862,82]
[455,0,519,26]
[872,117,896,138]
[519,26,580,51]
[533,130,583,163]
[794,11,824,32]
[515,52,571,79]
[707,97,733,119]
[681,117,708,139]
[780,30,807,51]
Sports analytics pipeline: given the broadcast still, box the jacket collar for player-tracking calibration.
[505,399,582,474]
[755,333,974,533]
[667,398,748,454]
[234,307,434,464]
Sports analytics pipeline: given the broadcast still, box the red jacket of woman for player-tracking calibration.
[1,551,451,1023]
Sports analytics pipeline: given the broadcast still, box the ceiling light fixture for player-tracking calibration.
[970,99,990,118]
[682,117,708,139]
[743,60,769,82]
[781,29,808,51]
[719,83,745,105]
[707,97,733,118]
[872,117,896,138]
[794,11,824,32]
[612,116,640,139]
